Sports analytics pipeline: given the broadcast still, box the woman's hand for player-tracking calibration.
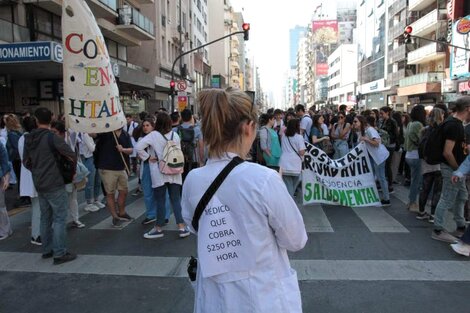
[149,156,158,163]
[2,173,10,191]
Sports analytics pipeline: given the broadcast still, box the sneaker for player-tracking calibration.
[141,217,156,225]
[179,228,190,238]
[112,217,123,228]
[452,226,467,238]
[31,236,42,246]
[403,179,411,186]
[53,252,77,265]
[72,221,85,229]
[416,212,431,220]
[381,199,391,207]
[143,227,164,239]
[450,241,470,257]
[0,234,9,241]
[165,218,169,225]
[84,203,99,212]
[428,215,435,223]
[132,188,142,196]
[93,201,105,209]
[388,188,395,194]
[118,212,133,221]
[42,251,53,259]
[408,202,419,213]
[431,229,459,243]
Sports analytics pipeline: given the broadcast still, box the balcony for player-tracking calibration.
[97,18,141,46]
[388,20,406,41]
[117,6,155,41]
[388,0,407,17]
[23,0,61,15]
[409,0,435,11]
[409,9,447,37]
[133,0,154,3]
[387,69,406,87]
[85,0,117,19]
[397,72,444,96]
[388,44,406,64]
[407,42,446,65]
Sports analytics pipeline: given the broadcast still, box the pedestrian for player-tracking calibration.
[18,116,41,245]
[259,113,281,170]
[431,96,470,243]
[311,114,331,153]
[296,104,313,142]
[78,131,103,212]
[391,111,404,184]
[330,111,351,159]
[23,108,77,264]
[182,88,307,313]
[125,114,139,176]
[279,118,306,196]
[136,112,190,239]
[354,115,390,206]
[94,128,134,228]
[417,108,444,222]
[404,105,426,212]
[177,109,204,180]
[379,107,399,193]
[399,113,411,186]
[451,161,470,256]
[0,141,12,241]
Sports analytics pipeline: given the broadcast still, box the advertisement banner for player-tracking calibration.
[312,20,338,44]
[316,63,329,76]
[450,15,470,78]
[62,0,126,133]
[302,142,381,207]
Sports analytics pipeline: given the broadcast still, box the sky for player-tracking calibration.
[231,0,316,107]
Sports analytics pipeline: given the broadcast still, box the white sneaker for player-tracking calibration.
[72,221,85,229]
[84,203,100,212]
[450,241,470,257]
[93,201,105,209]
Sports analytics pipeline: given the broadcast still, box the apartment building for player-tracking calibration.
[327,44,358,107]
[0,0,156,114]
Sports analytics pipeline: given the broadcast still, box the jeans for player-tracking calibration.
[406,158,422,203]
[374,159,389,201]
[141,162,156,219]
[385,148,394,188]
[434,164,467,231]
[418,171,442,214]
[31,197,40,239]
[0,188,11,237]
[81,156,96,202]
[461,227,470,245]
[38,187,69,257]
[282,174,300,197]
[154,183,183,227]
[67,187,79,223]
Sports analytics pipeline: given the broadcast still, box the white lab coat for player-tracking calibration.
[135,131,182,188]
[182,154,308,313]
[18,134,37,197]
[126,121,138,158]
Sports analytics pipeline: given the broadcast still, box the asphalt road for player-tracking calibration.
[1,179,469,313]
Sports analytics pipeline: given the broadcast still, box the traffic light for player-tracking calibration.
[242,23,250,41]
[403,26,413,44]
[169,80,175,95]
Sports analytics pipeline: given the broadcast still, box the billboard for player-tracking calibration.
[450,15,470,78]
[312,20,338,44]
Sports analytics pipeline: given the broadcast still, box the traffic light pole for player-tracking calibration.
[409,35,470,52]
[171,30,245,112]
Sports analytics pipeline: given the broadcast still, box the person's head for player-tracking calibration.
[274,109,283,120]
[361,109,371,117]
[285,118,300,137]
[371,109,379,119]
[180,109,193,123]
[170,111,180,125]
[284,111,296,124]
[125,113,133,124]
[434,103,449,118]
[159,107,168,113]
[392,111,403,128]
[402,113,410,126]
[313,114,324,130]
[155,112,172,133]
[198,88,257,158]
[259,113,274,127]
[51,120,66,137]
[139,111,149,121]
[295,104,305,117]
[410,104,426,125]
[353,115,366,135]
[366,115,376,128]
[22,116,37,133]
[338,104,347,113]
[428,107,444,128]
[451,96,470,118]
[34,107,53,126]
[379,106,392,120]
[337,112,346,124]
[142,118,155,135]
[4,114,21,131]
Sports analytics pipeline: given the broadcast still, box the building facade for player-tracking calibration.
[327,44,358,107]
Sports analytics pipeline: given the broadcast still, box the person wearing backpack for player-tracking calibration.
[136,112,190,239]
[379,107,399,193]
[404,105,426,213]
[178,109,204,181]
[431,96,470,243]
[23,108,77,264]
[296,104,313,142]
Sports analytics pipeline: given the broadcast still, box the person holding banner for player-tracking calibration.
[354,116,391,206]
[279,118,306,196]
[182,88,307,313]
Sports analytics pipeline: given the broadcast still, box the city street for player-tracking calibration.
[1,178,469,313]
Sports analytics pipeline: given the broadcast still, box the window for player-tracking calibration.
[162,36,166,61]
[30,7,62,41]
[182,12,186,30]
[106,39,127,64]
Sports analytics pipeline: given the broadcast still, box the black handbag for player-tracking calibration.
[187,156,244,281]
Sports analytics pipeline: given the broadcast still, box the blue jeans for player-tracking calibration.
[434,164,467,231]
[154,183,183,227]
[38,187,69,257]
[333,140,349,160]
[141,162,156,219]
[81,156,95,202]
[406,158,422,203]
[374,159,389,201]
[282,174,300,197]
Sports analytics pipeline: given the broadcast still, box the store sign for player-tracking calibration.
[361,79,385,93]
[450,15,470,78]
[39,80,64,100]
[0,41,63,63]
[459,80,470,93]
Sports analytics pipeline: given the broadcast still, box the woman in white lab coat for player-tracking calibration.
[181,88,308,313]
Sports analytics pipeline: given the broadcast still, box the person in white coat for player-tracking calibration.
[181,88,308,313]
[18,117,41,245]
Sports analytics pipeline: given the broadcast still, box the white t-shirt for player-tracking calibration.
[365,127,389,165]
[321,123,329,136]
[279,134,305,175]
[300,114,312,142]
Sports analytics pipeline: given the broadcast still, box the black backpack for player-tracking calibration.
[422,119,460,165]
[178,125,195,163]
[418,126,432,160]
[47,132,76,184]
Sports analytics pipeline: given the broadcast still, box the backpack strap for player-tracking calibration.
[192,156,244,232]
